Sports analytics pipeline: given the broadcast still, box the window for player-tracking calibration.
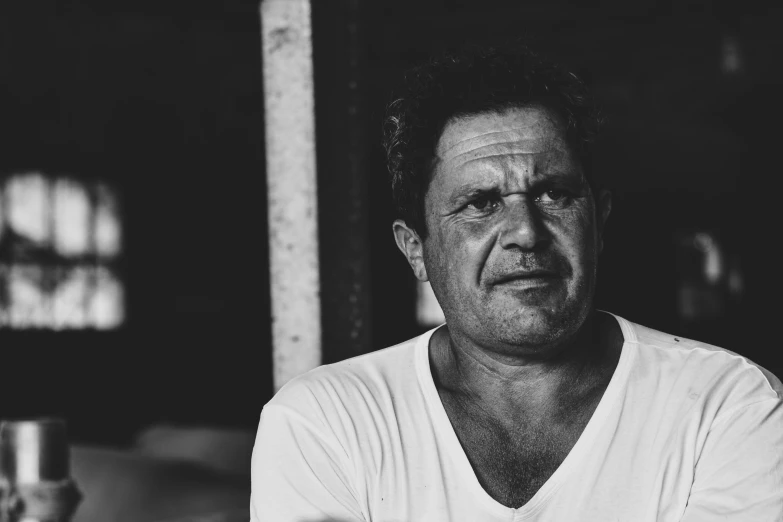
[0,172,124,329]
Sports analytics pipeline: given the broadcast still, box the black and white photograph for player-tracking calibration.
[0,1,780,521]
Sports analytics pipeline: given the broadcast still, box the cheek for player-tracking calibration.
[447,221,498,267]
[428,229,469,275]
[561,215,599,263]
[546,206,598,257]
[424,222,496,288]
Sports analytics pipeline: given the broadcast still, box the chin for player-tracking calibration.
[488,302,589,349]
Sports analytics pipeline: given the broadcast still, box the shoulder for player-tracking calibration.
[256,331,435,470]
[264,331,429,422]
[615,315,782,415]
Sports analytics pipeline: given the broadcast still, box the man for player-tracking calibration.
[251,46,783,521]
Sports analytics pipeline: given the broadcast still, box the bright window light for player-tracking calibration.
[0,172,125,330]
[53,178,91,256]
[91,266,124,329]
[52,266,91,329]
[94,183,122,257]
[7,264,49,328]
[7,172,49,245]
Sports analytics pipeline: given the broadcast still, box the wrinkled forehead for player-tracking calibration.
[435,106,574,170]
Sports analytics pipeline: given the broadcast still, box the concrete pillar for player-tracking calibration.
[260,0,321,392]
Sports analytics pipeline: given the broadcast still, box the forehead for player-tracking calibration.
[434,106,574,175]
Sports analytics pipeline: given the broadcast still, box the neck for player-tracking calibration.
[431,311,622,420]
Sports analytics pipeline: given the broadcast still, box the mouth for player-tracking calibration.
[492,270,561,287]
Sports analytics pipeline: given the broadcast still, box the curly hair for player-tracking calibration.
[383,44,604,238]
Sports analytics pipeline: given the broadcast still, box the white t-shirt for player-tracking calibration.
[250,314,783,521]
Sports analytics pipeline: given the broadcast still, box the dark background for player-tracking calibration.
[0,0,780,447]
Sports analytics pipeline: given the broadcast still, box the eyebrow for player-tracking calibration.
[447,172,587,208]
[448,184,500,206]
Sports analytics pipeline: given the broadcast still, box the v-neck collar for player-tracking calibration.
[414,312,637,519]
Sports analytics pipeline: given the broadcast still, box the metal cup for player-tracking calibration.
[0,418,77,522]
[0,419,70,485]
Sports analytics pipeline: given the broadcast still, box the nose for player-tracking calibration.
[498,197,550,251]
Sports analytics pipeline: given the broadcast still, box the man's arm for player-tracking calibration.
[250,404,366,522]
[681,398,783,521]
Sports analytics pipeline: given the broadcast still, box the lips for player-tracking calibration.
[491,269,561,285]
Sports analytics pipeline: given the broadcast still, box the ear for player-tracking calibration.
[596,188,612,254]
[393,220,429,281]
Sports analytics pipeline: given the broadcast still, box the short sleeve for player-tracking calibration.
[250,404,366,522]
[681,398,783,522]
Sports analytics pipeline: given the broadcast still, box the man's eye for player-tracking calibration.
[536,189,572,206]
[468,196,499,211]
[538,190,566,202]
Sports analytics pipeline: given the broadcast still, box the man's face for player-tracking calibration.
[419,106,609,354]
